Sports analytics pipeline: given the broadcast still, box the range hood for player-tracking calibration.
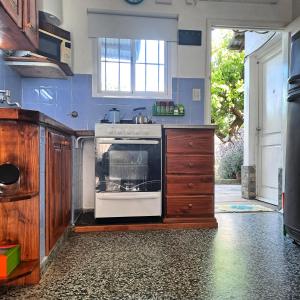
[5,55,73,79]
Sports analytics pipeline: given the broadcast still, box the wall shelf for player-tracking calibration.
[152,113,185,117]
[0,260,39,285]
[5,56,73,79]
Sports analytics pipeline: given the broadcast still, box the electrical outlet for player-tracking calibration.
[192,88,201,101]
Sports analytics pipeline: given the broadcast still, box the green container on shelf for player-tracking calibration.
[0,244,21,278]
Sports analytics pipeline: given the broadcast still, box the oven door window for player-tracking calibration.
[96,141,161,192]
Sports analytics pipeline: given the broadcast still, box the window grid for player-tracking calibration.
[99,38,167,96]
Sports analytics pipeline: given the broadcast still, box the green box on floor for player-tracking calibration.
[0,244,21,278]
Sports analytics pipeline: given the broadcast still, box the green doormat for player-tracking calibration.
[216,203,274,213]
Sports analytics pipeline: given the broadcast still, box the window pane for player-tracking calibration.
[146,40,159,64]
[106,62,119,91]
[146,65,159,92]
[135,40,145,63]
[120,39,131,62]
[159,41,165,64]
[120,63,131,92]
[101,62,106,91]
[106,38,119,62]
[100,38,106,61]
[135,64,145,92]
[159,65,165,92]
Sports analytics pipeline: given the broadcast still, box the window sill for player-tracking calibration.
[92,92,173,100]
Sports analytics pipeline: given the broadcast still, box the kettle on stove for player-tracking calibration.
[108,108,120,123]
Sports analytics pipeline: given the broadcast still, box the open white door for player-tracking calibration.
[257,45,283,205]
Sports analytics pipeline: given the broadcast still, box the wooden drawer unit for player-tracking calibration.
[166,154,214,175]
[166,196,214,218]
[163,128,217,227]
[166,175,213,195]
[166,129,213,154]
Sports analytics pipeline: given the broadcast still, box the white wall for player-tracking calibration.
[61,0,293,77]
[245,31,276,56]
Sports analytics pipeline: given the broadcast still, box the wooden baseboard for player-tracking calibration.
[74,220,218,233]
[163,217,217,224]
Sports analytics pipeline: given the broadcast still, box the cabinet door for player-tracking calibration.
[0,0,23,27]
[23,0,38,48]
[62,138,72,227]
[47,131,65,253]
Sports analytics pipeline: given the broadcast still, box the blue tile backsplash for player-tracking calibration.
[0,51,205,128]
[21,75,205,129]
[0,51,22,106]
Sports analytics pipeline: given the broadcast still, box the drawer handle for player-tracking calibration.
[188,203,193,208]
[188,162,194,168]
[188,141,193,147]
[187,183,194,188]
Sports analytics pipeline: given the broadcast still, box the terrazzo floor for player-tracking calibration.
[1,213,300,300]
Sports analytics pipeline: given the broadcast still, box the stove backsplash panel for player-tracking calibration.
[21,74,205,129]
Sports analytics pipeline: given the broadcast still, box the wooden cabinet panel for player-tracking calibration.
[166,154,214,175]
[166,175,213,195]
[0,121,39,197]
[46,130,72,254]
[0,0,38,50]
[23,0,38,48]
[166,129,214,154]
[0,0,23,27]
[62,138,72,228]
[166,196,214,218]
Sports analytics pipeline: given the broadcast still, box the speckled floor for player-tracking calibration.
[1,213,300,300]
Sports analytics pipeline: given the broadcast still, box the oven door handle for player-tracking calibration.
[96,139,159,145]
[99,194,160,200]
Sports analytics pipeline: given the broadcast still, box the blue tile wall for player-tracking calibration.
[21,74,205,130]
[0,51,22,106]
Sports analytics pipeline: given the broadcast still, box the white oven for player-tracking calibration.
[95,124,162,219]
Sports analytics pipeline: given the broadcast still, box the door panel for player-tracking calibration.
[0,0,23,27]
[23,0,38,48]
[257,48,283,205]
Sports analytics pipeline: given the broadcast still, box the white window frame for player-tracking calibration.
[92,38,173,99]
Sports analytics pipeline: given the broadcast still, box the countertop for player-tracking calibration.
[162,124,216,129]
[0,108,216,135]
[0,108,74,135]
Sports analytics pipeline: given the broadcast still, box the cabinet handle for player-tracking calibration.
[187,183,194,188]
[188,162,194,168]
[26,23,33,29]
[188,203,193,208]
[188,141,193,147]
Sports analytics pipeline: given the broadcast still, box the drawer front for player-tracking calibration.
[166,155,214,175]
[166,129,214,154]
[166,175,213,195]
[166,196,214,217]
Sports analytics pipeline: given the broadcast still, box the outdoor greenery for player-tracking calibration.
[217,131,244,179]
[211,30,245,142]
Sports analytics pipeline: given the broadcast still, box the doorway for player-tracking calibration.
[210,27,282,212]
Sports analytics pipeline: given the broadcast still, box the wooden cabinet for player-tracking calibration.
[46,130,72,254]
[0,0,23,27]
[0,121,40,285]
[0,0,38,50]
[23,0,38,48]
[164,129,217,225]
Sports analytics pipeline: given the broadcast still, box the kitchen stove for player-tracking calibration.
[94,124,162,219]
